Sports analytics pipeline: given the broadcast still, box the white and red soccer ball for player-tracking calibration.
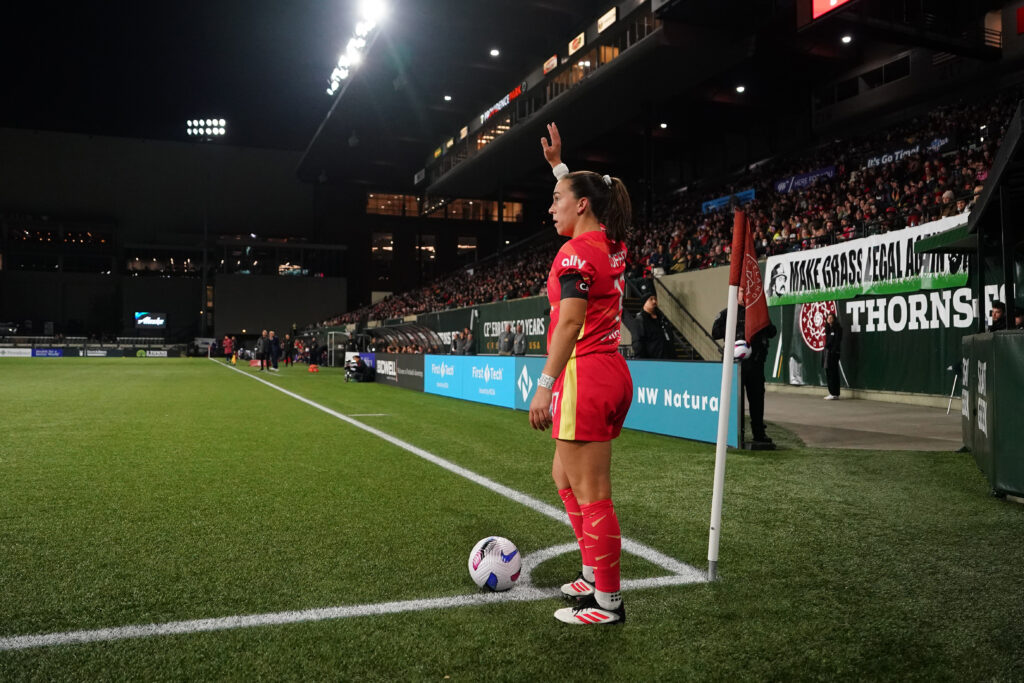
[468,536,521,591]
[734,339,752,360]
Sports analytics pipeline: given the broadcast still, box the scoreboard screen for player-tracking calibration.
[813,0,855,20]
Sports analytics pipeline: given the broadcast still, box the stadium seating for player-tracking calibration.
[317,85,1021,328]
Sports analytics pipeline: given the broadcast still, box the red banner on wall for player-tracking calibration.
[813,0,855,20]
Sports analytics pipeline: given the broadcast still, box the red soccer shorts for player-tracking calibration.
[551,352,632,442]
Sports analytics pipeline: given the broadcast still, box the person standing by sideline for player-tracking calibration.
[632,294,672,359]
[222,335,233,362]
[498,323,514,355]
[513,323,527,355]
[530,122,632,625]
[268,330,281,372]
[823,313,843,400]
[712,288,777,446]
[256,330,269,371]
[282,333,295,367]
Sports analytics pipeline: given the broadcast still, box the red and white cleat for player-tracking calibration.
[560,572,595,599]
[554,594,626,625]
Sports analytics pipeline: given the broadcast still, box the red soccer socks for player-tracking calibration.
[580,498,622,608]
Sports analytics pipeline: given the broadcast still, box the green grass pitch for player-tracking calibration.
[1,358,1023,680]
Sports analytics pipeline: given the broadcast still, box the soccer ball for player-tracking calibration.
[468,536,522,591]
[733,339,752,360]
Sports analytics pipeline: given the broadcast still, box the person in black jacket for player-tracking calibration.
[822,313,843,399]
[632,295,672,359]
[712,291,778,446]
[268,330,281,372]
[989,301,1007,331]
[819,315,843,401]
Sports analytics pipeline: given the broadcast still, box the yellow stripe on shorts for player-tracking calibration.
[558,355,578,440]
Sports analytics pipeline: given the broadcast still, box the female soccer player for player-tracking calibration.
[530,122,633,625]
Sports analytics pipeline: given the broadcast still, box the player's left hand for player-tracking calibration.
[529,387,553,431]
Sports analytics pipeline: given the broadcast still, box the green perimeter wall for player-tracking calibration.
[657,265,1009,396]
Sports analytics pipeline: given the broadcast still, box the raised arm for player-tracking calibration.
[541,122,568,179]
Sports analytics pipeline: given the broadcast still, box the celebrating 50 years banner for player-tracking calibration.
[764,215,970,307]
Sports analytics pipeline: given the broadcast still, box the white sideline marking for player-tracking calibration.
[0,362,707,651]
[218,360,705,581]
[0,544,702,651]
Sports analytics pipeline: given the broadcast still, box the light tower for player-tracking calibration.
[186,118,227,336]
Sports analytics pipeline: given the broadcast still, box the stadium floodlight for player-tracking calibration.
[841,35,852,44]
[186,118,227,139]
[327,1,385,96]
[359,0,387,25]
[444,95,452,102]
[490,48,500,57]
[735,85,746,93]
[660,122,668,129]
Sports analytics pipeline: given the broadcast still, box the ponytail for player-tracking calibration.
[565,171,632,242]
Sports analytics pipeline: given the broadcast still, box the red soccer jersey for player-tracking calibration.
[546,229,627,357]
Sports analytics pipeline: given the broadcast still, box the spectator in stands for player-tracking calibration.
[513,323,526,355]
[632,295,672,359]
[498,323,514,355]
[990,301,1007,331]
[313,87,1016,329]
[462,327,476,356]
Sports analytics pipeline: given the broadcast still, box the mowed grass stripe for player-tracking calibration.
[215,359,704,581]
[0,359,602,636]
[4,359,1024,681]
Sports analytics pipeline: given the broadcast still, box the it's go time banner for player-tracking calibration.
[764,215,970,306]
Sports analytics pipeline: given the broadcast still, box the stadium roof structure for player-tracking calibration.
[295,0,613,189]
[299,0,1009,198]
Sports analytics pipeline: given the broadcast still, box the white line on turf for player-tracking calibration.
[347,413,389,417]
[0,362,707,651]
[218,360,704,581]
[0,544,701,651]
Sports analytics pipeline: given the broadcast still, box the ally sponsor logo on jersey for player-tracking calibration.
[561,254,586,269]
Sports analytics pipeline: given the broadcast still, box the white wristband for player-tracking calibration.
[551,163,569,180]
[538,373,556,390]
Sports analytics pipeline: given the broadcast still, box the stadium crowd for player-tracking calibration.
[321,86,1020,326]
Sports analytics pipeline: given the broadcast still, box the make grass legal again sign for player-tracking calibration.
[764,216,969,306]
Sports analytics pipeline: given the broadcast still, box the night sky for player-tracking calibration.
[2,1,355,150]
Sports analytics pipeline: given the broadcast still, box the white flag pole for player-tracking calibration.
[708,283,739,582]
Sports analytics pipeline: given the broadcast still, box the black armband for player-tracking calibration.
[559,272,590,300]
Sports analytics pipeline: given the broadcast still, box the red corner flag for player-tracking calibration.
[728,210,770,343]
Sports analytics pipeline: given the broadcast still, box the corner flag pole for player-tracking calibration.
[708,210,746,581]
